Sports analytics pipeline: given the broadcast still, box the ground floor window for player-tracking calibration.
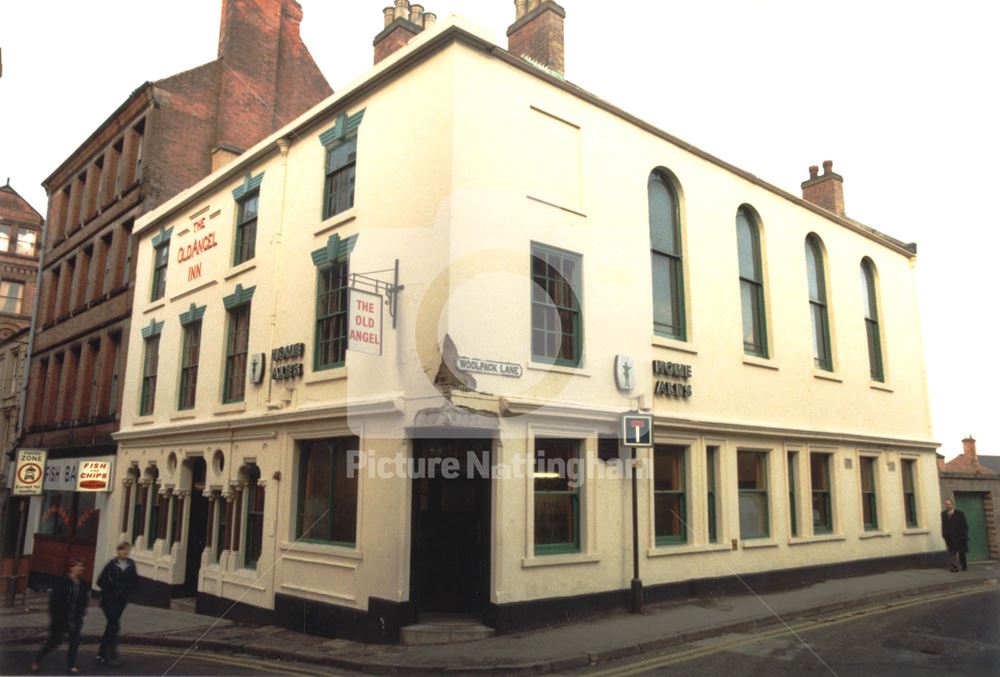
[901,459,918,528]
[860,456,879,530]
[707,445,719,543]
[788,451,799,537]
[738,451,769,539]
[297,437,359,546]
[38,491,100,542]
[244,465,264,568]
[654,445,686,545]
[810,453,833,533]
[534,438,581,555]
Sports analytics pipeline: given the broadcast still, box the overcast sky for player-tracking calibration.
[1,1,997,459]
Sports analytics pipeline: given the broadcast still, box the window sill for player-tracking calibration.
[143,301,166,315]
[224,260,257,281]
[859,530,891,540]
[304,367,347,385]
[743,355,778,371]
[741,538,779,549]
[652,335,697,355]
[170,411,197,422]
[522,552,600,568]
[813,370,843,383]
[213,401,247,416]
[646,543,731,558]
[278,540,363,560]
[869,381,893,393]
[527,362,590,377]
[903,528,929,536]
[131,416,156,426]
[788,534,846,546]
[315,209,357,237]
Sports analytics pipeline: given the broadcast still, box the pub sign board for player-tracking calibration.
[348,288,383,356]
[14,448,46,496]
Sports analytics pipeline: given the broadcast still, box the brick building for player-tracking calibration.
[938,436,999,561]
[16,0,331,586]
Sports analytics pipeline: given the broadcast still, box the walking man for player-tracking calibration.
[31,557,89,674]
[96,541,138,667]
[941,498,969,572]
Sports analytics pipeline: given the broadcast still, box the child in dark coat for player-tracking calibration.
[32,557,90,674]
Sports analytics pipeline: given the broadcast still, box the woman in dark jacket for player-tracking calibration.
[96,541,138,666]
[32,557,89,674]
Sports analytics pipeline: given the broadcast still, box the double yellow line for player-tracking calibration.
[586,583,998,676]
[124,645,346,676]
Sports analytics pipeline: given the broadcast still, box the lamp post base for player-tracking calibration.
[630,578,643,613]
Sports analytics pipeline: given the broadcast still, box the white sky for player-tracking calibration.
[1,1,997,459]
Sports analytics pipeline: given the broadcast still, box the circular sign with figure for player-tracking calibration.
[17,462,42,485]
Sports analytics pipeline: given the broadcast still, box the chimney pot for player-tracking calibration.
[410,3,424,25]
[423,11,436,28]
[822,160,834,174]
[808,165,819,179]
[515,0,528,19]
[383,7,395,27]
[395,0,409,20]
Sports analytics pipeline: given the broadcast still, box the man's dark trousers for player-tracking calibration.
[99,597,126,659]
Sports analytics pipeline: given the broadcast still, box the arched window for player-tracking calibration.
[649,172,685,339]
[861,259,884,381]
[805,235,832,370]
[736,207,767,357]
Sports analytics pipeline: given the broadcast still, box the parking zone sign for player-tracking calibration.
[14,449,47,495]
[621,414,653,447]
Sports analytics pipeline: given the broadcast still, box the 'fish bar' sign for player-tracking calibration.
[348,289,383,356]
[76,460,114,492]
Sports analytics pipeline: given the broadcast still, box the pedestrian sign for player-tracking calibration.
[13,449,47,495]
[621,414,653,447]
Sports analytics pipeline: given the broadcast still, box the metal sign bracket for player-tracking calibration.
[349,259,404,329]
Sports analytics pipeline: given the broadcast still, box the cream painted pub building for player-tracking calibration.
[110,3,942,642]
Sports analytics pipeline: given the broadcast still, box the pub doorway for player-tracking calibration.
[182,458,208,595]
[409,438,491,618]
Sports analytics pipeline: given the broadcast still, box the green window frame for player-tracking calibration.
[167,494,178,549]
[648,171,685,339]
[139,334,159,416]
[131,481,147,545]
[150,242,169,301]
[738,451,769,539]
[530,243,582,367]
[788,451,800,537]
[315,259,349,370]
[244,465,264,568]
[533,438,581,555]
[736,207,767,357]
[233,190,259,266]
[319,110,364,220]
[707,445,718,543]
[861,259,884,382]
[145,468,160,550]
[178,318,202,410]
[902,459,918,528]
[296,437,360,546]
[805,235,832,370]
[860,456,879,531]
[654,445,687,545]
[223,303,251,403]
[810,453,833,534]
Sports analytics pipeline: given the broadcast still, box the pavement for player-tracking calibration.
[1,563,997,676]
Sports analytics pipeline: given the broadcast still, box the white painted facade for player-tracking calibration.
[110,15,941,633]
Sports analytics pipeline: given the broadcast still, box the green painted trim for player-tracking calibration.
[534,542,581,556]
[232,171,265,200]
[311,233,358,267]
[223,283,256,310]
[179,302,206,325]
[141,318,164,338]
[151,226,173,248]
[318,109,366,148]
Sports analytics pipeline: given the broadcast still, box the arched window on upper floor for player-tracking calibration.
[649,171,685,340]
[860,258,884,382]
[736,207,767,357]
[805,234,832,370]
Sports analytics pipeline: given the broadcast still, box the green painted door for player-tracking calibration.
[954,492,991,561]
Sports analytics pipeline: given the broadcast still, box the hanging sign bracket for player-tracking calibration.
[349,259,404,329]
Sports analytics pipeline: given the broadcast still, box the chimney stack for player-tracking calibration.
[962,435,978,461]
[507,0,566,76]
[373,1,438,64]
[801,160,846,217]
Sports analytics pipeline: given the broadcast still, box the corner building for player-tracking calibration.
[113,3,942,642]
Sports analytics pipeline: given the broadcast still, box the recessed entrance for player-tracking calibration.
[409,439,491,617]
[183,458,208,595]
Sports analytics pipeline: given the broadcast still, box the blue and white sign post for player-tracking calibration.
[621,412,652,613]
